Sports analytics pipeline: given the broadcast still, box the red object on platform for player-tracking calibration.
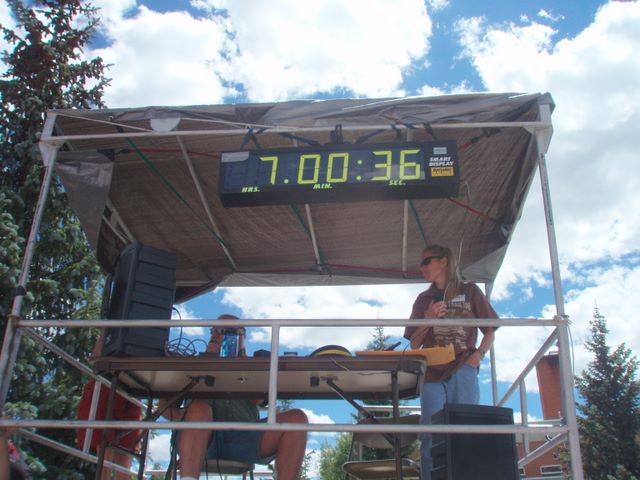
[76,379,142,451]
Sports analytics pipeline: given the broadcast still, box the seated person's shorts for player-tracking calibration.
[206,418,275,465]
[76,379,142,451]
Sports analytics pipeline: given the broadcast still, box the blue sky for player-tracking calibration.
[3,0,639,476]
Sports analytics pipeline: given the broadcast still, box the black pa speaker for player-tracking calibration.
[431,404,520,480]
[102,241,176,357]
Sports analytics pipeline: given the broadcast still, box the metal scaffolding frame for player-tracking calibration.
[0,105,584,479]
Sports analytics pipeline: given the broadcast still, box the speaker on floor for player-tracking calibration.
[431,403,520,480]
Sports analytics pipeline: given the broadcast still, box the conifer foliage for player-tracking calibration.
[575,309,640,479]
[0,1,109,477]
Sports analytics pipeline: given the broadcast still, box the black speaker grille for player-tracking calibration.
[431,404,520,480]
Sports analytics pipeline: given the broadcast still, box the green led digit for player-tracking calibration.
[298,154,320,184]
[371,150,392,181]
[259,155,279,184]
[399,149,421,179]
[327,152,349,183]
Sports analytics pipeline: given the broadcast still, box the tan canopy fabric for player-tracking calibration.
[42,92,554,302]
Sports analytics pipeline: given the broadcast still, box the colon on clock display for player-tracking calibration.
[219,140,460,207]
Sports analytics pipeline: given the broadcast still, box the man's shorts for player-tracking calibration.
[76,379,142,452]
[206,418,275,465]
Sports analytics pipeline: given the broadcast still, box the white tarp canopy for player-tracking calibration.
[40,92,554,302]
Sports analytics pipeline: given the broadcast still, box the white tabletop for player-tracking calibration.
[92,355,426,400]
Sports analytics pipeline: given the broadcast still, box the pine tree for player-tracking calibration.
[366,326,391,351]
[575,308,640,479]
[0,1,109,477]
[318,432,352,480]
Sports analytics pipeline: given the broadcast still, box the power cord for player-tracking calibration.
[165,336,207,357]
[164,307,208,356]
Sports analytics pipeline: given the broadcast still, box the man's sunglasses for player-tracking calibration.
[420,256,443,267]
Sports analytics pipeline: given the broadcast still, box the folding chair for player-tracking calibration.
[342,414,421,480]
[202,458,255,480]
[165,430,256,480]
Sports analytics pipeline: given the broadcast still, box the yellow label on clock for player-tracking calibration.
[431,166,454,177]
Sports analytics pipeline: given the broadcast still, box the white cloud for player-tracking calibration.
[222,0,431,100]
[418,84,447,97]
[537,9,565,23]
[303,407,336,425]
[513,411,543,424]
[147,431,173,467]
[89,0,137,27]
[222,284,425,351]
[215,0,431,101]
[455,16,557,90]
[426,0,450,13]
[90,5,233,107]
[483,323,556,392]
[95,0,432,105]
[172,303,207,338]
[298,406,339,480]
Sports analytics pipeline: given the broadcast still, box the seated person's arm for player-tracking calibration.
[409,326,429,348]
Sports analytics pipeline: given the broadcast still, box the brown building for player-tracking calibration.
[517,352,564,479]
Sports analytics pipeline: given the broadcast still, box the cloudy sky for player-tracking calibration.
[4,0,640,475]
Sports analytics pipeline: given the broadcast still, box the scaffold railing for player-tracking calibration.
[1,315,579,478]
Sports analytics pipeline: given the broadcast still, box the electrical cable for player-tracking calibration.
[164,307,208,357]
[409,199,429,245]
[165,336,208,357]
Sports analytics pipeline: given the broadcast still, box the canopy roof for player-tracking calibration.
[41,92,554,302]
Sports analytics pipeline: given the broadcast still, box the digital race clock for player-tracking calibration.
[219,140,460,207]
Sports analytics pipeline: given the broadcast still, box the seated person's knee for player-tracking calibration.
[285,408,308,424]
[184,400,212,421]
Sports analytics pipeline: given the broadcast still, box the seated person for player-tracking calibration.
[159,314,308,480]
[76,329,142,480]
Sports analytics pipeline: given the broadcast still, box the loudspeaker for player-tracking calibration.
[102,241,176,357]
[431,404,520,480]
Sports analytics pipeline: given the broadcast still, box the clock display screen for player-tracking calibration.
[219,140,460,207]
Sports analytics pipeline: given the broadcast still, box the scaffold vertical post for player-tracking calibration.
[536,114,584,479]
[267,324,281,423]
[484,282,498,405]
